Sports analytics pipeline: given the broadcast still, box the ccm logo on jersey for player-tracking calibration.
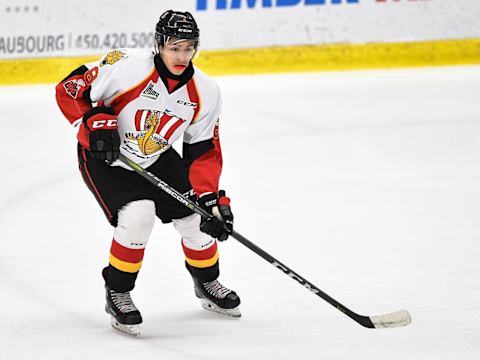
[177,99,197,108]
[92,119,118,128]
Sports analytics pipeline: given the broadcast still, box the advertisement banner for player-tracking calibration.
[0,0,479,59]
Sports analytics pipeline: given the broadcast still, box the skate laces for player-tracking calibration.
[110,290,138,313]
[203,280,233,299]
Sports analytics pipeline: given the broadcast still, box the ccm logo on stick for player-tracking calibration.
[272,261,320,294]
[92,119,117,128]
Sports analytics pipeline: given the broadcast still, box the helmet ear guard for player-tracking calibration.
[155,10,200,52]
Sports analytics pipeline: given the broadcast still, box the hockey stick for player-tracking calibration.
[118,154,411,329]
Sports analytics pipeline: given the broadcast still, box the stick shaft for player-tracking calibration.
[119,154,375,328]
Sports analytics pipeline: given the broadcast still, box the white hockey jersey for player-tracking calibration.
[56,48,224,195]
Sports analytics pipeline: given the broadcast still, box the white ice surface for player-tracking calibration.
[0,66,479,359]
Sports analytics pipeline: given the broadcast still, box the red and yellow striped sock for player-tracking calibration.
[109,238,145,274]
[182,239,220,281]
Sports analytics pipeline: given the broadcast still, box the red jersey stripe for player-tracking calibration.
[110,238,145,263]
[134,109,144,131]
[186,78,201,123]
[155,112,174,134]
[163,118,185,141]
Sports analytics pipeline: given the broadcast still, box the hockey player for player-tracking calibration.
[55,10,240,336]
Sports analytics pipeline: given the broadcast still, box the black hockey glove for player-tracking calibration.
[78,106,120,162]
[198,190,234,241]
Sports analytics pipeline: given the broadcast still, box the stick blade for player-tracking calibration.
[370,309,412,329]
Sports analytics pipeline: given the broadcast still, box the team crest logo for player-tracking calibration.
[125,109,186,156]
[63,78,85,99]
[100,50,127,67]
[63,67,98,99]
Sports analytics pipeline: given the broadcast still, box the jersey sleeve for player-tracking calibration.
[182,88,223,196]
[55,64,97,126]
[55,50,124,126]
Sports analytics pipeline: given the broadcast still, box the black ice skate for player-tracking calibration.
[192,277,241,318]
[105,286,142,336]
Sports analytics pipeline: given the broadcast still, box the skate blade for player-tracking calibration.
[200,298,241,318]
[110,317,141,336]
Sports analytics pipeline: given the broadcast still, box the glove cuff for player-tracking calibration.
[218,196,230,206]
[218,190,230,206]
[83,106,116,121]
[198,192,218,209]
[82,106,117,131]
[199,190,231,208]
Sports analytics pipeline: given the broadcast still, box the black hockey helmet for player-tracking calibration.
[155,10,200,51]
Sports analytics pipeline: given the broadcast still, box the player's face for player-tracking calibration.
[160,39,196,75]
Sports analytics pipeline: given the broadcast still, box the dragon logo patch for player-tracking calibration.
[124,109,186,156]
